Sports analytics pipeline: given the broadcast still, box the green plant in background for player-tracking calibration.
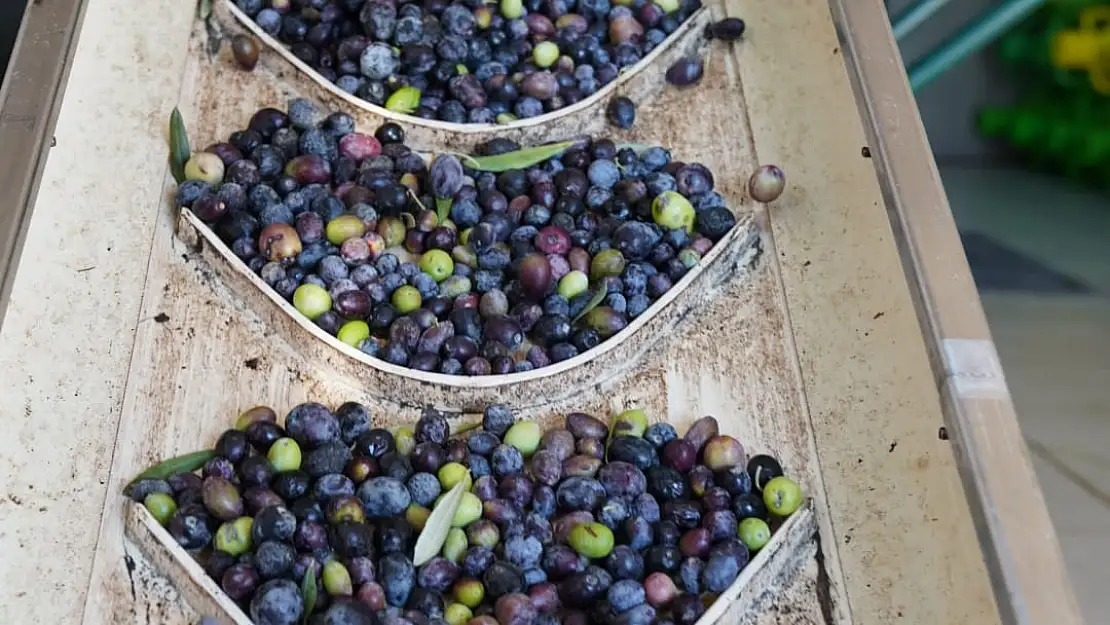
[980,0,1110,188]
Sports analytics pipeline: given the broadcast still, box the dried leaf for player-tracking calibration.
[128,450,214,485]
[572,285,608,323]
[300,568,317,624]
[413,481,467,566]
[169,108,191,184]
[466,141,577,173]
[449,421,482,436]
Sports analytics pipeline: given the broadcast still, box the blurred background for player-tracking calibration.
[893,0,1108,619]
[0,0,1105,619]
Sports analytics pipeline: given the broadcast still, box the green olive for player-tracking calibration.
[235,405,277,430]
[568,522,615,559]
[443,527,468,562]
[500,0,523,19]
[611,409,648,438]
[445,603,473,625]
[652,191,695,233]
[143,492,177,526]
[420,249,455,282]
[406,504,431,530]
[503,421,542,457]
[452,492,482,528]
[267,437,302,472]
[392,285,423,314]
[453,578,485,608]
[326,214,366,245]
[293,283,332,320]
[557,270,589,300]
[214,516,253,556]
[654,0,680,12]
[184,152,225,186]
[590,249,626,281]
[737,517,771,551]
[337,320,371,347]
[323,560,353,596]
[533,41,560,68]
[763,476,803,517]
[438,462,473,491]
[394,426,416,455]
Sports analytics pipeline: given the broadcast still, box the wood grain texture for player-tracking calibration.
[826,2,1083,624]
[0,0,1076,623]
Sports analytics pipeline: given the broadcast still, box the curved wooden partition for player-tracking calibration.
[176,205,762,413]
[214,0,714,152]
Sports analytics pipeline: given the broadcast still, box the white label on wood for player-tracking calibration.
[941,339,1008,399]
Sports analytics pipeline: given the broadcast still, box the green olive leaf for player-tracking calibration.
[128,450,214,486]
[465,140,577,173]
[300,568,317,624]
[572,285,608,323]
[169,108,191,184]
[197,0,213,20]
[385,87,421,114]
[413,480,467,567]
[435,198,453,224]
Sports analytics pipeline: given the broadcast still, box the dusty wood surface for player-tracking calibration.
[826,2,1083,624]
[0,0,1063,624]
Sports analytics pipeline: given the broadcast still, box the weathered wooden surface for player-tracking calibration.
[0,0,1057,623]
[827,2,1083,623]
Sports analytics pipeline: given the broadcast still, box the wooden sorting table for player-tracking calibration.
[0,0,1084,624]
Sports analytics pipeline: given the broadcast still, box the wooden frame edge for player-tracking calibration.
[827,1,1085,624]
[0,0,90,331]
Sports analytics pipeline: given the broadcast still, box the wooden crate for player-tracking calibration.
[0,0,1082,624]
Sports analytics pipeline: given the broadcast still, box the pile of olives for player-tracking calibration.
[173,100,738,377]
[126,402,803,625]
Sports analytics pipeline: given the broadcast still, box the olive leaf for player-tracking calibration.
[385,87,421,114]
[128,450,214,485]
[572,285,608,323]
[169,108,191,184]
[300,568,317,625]
[197,0,213,20]
[413,480,467,567]
[465,140,577,173]
[435,198,453,225]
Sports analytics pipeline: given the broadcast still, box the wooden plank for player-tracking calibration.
[0,0,198,622]
[0,0,87,326]
[827,2,1084,624]
[732,0,1011,623]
